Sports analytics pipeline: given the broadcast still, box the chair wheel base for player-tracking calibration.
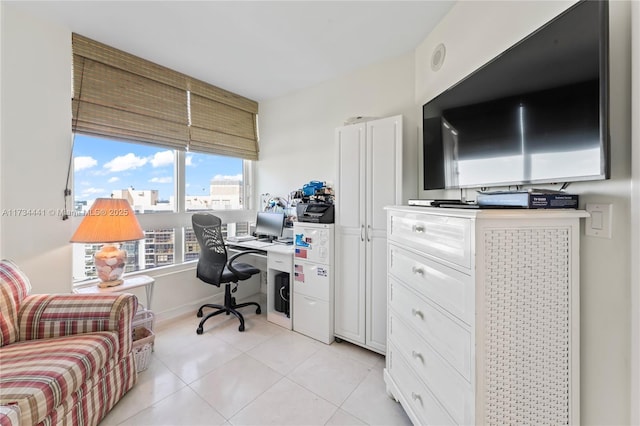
[239,324,245,332]
[197,311,203,318]
[196,327,203,335]
[256,307,262,315]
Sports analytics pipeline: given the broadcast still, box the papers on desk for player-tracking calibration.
[236,240,273,249]
[227,235,256,242]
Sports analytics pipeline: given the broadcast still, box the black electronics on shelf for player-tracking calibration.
[274,272,290,317]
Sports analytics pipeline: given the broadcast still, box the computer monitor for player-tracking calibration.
[255,211,285,241]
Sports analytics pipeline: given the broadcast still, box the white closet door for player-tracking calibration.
[365,116,403,352]
[334,123,366,344]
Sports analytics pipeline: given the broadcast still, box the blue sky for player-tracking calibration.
[73,135,242,203]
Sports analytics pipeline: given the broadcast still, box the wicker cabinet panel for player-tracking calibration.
[480,227,572,425]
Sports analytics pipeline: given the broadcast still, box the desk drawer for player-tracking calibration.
[388,343,456,426]
[389,211,471,269]
[389,244,472,324]
[389,278,471,379]
[389,312,472,422]
[268,251,292,271]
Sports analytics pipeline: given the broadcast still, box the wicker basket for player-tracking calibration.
[132,327,155,372]
[133,308,155,331]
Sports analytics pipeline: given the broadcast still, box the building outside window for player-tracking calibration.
[72,135,249,282]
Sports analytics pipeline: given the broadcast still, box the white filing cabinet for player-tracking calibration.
[293,223,334,344]
[384,206,587,425]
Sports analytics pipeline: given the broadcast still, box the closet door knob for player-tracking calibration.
[411,308,424,319]
[412,266,424,276]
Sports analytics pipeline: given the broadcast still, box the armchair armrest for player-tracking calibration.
[16,293,138,359]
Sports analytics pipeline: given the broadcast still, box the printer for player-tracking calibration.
[296,202,334,223]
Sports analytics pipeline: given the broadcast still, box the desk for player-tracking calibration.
[227,241,294,329]
[74,275,155,310]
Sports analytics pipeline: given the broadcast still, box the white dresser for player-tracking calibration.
[384,206,588,425]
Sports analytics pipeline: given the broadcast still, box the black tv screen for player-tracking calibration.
[423,0,609,190]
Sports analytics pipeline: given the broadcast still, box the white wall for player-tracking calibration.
[414,1,632,424]
[257,52,418,203]
[0,5,74,292]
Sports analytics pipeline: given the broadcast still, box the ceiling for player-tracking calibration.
[8,1,454,102]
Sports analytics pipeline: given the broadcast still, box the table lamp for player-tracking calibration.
[70,198,144,288]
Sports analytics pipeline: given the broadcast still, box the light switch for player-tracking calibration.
[585,203,612,238]
[590,211,603,230]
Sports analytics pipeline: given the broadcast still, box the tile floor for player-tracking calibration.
[100,296,412,425]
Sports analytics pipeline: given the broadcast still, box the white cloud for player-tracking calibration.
[150,150,174,168]
[185,155,194,166]
[213,174,243,181]
[107,177,120,183]
[81,187,106,197]
[149,177,172,184]
[74,156,97,171]
[104,153,148,172]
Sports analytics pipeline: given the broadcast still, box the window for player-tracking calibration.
[70,33,259,282]
[74,135,176,213]
[185,152,244,210]
[72,134,250,282]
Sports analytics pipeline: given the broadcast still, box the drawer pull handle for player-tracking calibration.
[411,308,424,319]
[411,350,424,363]
[411,392,422,404]
[412,266,424,276]
[412,224,425,233]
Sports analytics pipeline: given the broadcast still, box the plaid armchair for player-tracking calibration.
[0,260,138,426]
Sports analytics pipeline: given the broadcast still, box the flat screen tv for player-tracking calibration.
[423,0,609,190]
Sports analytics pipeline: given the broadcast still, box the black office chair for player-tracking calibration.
[192,213,262,334]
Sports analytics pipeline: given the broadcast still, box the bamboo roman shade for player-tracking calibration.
[72,33,259,160]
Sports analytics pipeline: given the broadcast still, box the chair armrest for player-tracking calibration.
[227,249,264,279]
[16,293,138,359]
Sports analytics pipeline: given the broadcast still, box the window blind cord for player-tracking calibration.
[64,59,86,221]
[62,134,76,221]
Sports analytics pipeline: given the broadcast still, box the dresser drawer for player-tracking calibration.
[389,312,472,422]
[388,211,471,269]
[388,343,456,426]
[389,243,473,324]
[389,278,471,378]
